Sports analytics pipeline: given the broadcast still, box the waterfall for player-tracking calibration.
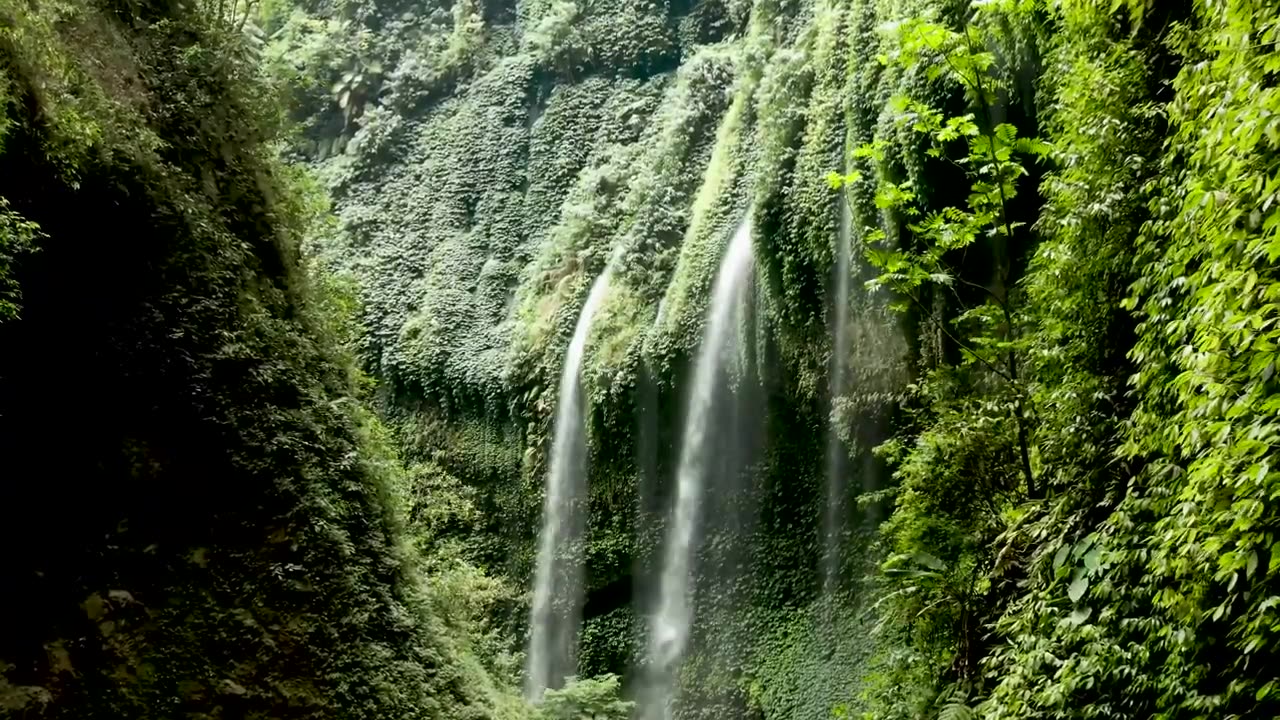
[823,188,853,596]
[645,217,755,720]
[525,269,612,701]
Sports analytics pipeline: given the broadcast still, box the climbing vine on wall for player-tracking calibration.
[257,0,1280,718]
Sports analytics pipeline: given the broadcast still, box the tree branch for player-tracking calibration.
[840,194,1016,385]
[961,26,1038,499]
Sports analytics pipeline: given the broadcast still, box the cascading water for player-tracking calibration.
[644,217,755,720]
[822,188,853,596]
[525,269,613,701]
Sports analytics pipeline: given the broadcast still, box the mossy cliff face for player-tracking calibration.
[4,0,1278,718]
[278,0,916,714]
[266,0,1280,714]
[0,2,506,717]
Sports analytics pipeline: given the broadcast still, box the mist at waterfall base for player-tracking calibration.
[526,270,613,701]
[640,217,758,720]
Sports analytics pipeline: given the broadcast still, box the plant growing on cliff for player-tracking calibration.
[535,674,632,720]
[834,9,1047,501]
[831,3,1048,715]
[0,197,40,322]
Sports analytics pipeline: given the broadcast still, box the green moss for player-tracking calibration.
[0,1,523,717]
[274,0,904,706]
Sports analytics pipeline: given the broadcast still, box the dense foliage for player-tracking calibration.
[848,0,1280,717]
[0,0,527,716]
[261,0,1280,717]
[3,0,1278,718]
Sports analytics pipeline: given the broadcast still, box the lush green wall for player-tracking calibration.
[4,0,1275,718]
[269,0,1280,718]
[0,2,515,717]
[276,0,911,715]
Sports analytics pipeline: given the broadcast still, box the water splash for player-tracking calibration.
[525,269,613,701]
[645,217,755,720]
[823,187,853,596]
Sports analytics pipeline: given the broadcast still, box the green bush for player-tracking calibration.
[537,674,633,720]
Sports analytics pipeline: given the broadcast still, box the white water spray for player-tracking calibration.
[526,269,612,701]
[645,217,755,719]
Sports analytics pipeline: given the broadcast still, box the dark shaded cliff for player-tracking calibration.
[0,2,503,717]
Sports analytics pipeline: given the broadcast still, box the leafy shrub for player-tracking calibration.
[536,674,633,720]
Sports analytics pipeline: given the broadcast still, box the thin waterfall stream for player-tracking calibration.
[525,269,613,701]
[644,217,755,720]
[823,189,853,596]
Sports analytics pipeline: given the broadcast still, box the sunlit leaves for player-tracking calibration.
[0,197,41,322]
[976,1,1280,717]
[1067,570,1088,603]
[826,170,863,189]
[873,179,917,212]
[536,674,633,720]
[877,17,1003,107]
[1066,606,1092,626]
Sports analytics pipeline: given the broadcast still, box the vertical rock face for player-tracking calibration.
[5,0,1279,718]
[0,3,493,717]
[279,0,909,715]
